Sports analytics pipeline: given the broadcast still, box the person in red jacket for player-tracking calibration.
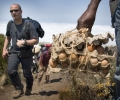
[37,47,52,84]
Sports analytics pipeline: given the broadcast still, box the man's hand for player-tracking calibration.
[2,50,9,58]
[76,0,101,32]
[16,39,25,48]
[76,11,95,32]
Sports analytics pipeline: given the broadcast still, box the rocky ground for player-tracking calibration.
[0,70,69,100]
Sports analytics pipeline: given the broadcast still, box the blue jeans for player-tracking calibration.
[115,28,120,99]
[7,53,33,90]
[113,0,120,99]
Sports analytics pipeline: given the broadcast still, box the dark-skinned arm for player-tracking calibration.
[76,0,101,32]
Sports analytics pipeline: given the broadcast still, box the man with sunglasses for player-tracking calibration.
[2,3,39,99]
[76,0,120,99]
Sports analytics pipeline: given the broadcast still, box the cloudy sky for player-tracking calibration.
[0,0,116,46]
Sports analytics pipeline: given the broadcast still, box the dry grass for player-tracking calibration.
[59,68,116,100]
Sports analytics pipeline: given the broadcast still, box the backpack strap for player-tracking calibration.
[7,20,13,31]
[21,19,31,39]
[7,20,15,36]
[8,18,30,39]
[7,20,18,39]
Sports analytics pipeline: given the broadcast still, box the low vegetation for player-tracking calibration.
[0,34,11,86]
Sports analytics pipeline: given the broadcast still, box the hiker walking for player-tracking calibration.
[37,47,52,84]
[32,46,40,73]
[2,3,39,99]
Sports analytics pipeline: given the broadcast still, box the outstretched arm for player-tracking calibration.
[76,0,101,32]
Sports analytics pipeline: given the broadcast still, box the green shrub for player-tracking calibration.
[0,34,11,85]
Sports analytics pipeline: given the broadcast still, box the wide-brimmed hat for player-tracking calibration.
[32,47,40,53]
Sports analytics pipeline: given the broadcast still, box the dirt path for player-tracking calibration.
[0,71,68,100]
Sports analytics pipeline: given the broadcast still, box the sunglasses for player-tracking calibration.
[10,9,19,13]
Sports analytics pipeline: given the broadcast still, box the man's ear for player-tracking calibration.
[20,10,22,14]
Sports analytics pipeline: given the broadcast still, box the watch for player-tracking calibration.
[23,39,27,45]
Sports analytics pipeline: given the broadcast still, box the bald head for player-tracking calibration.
[10,3,22,10]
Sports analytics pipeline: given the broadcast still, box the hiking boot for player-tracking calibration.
[37,77,42,84]
[12,90,24,99]
[45,75,50,83]
[25,88,32,95]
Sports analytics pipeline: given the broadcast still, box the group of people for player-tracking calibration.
[1,3,51,99]
[32,45,52,84]
[2,0,120,99]
[37,46,52,84]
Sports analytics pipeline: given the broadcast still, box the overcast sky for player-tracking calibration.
[0,0,116,46]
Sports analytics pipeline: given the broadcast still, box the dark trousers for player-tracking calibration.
[32,63,38,73]
[7,53,33,90]
[113,0,120,99]
[114,28,120,99]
